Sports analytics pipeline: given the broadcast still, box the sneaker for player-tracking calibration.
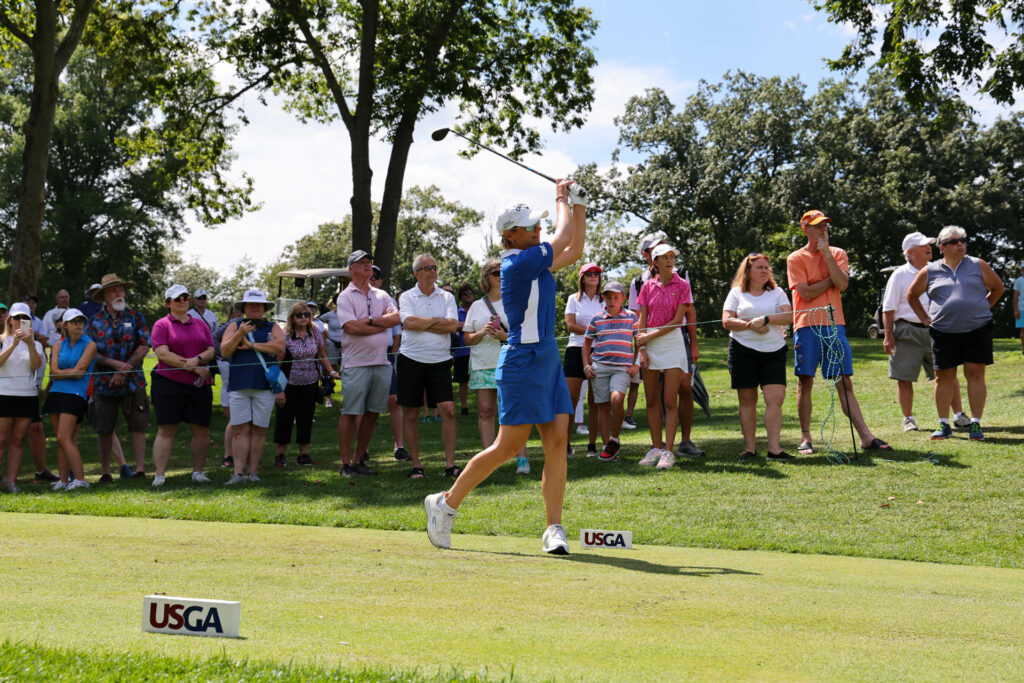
[341,464,358,478]
[599,440,620,462]
[191,471,211,484]
[676,440,706,458]
[656,449,676,470]
[622,416,638,430]
[638,447,661,466]
[575,424,589,435]
[566,444,575,459]
[930,423,953,440]
[542,524,569,555]
[152,475,166,487]
[274,454,286,467]
[585,444,599,458]
[221,455,234,469]
[119,464,135,480]
[738,451,758,464]
[66,479,90,491]
[969,422,985,441]
[358,450,370,465]
[4,481,21,494]
[247,473,261,482]
[296,454,314,466]
[424,492,457,549]
[353,462,378,476]
[34,469,59,483]
[97,473,114,484]
[901,416,919,432]
[51,480,68,491]
[954,413,972,429]
[516,456,530,474]
[766,451,795,462]
[393,446,411,461]
[224,473,248,486]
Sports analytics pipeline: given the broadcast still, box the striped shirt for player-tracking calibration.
[585,310,638,366]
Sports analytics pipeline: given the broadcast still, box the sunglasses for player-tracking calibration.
[582,271,600,277]
[170,294,190,302]
[12,315,30,321]
[941,237,967,246]
[417,265,438,272]
[293,312,311,319]
[486,271,500,278]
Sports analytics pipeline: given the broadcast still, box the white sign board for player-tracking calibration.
[579,529,633,549]
[142,595,241,638]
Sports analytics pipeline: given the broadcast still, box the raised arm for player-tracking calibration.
[550,179,586,272]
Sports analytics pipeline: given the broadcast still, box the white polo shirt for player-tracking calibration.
[187,308,218,333]
[42,306,66,346]
[882,262,929,323]
[398,284,457,365]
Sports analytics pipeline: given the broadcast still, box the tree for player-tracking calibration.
[217,0,597,285]
[817,0,1024,109]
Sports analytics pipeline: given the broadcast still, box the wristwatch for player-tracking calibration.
[368,317,374,326]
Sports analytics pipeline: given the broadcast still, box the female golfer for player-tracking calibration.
[425,178,586,554]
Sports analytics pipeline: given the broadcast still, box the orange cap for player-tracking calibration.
[800,210,832,229]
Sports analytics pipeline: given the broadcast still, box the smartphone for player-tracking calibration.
[490,315,500,326]
[20,320,31,335]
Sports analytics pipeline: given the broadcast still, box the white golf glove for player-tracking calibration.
[567,182,588,209]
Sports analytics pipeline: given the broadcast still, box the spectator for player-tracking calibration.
[188,289,218,334]
[149,285,216,487]
[582,281,639,462]
[623,237,667,431]
[213,307,243,468]
[635,244,691,470]
[318,294,344,379]
[882,232,970,432]
[787,210,889,455]
[463,258,529,473]
[273,302,336,467]
[41,289,70,346]
[453,283,474,417]
[0,303,44,493]
[564,263,604,457]
[220,289,285,485]
[371,265,407,461]
[1013,264,1024,356]
[907,225,1004,441]
[398,253,460,479]
[0,303,7,330]
[78,284,102,319]
[722,253,794,462]
[336,250,399,476]
[306,301,326,335]
[88,273,152,481]
[43,308,96,490]
[23,295,48,347]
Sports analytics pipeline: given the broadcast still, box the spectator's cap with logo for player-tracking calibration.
[901,231,936,251]
[234,288,274,311]
[651,244,679,260]
[347,250,372,267]
[800,210,832,230]
[371,265,382,278]
[62,308,87,323]
[10,302,31,318]
[165,284,189,301]
[194,289,208,298]
[85,283,102,298]
[602,281,625,294]
[496,203,548,233]
[93,273,135,301]
[579,263,602,276]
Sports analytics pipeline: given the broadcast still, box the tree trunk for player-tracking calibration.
[375,111,417,289]
[348,0,379,255]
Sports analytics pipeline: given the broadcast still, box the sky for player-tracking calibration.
[179,0,1019,278]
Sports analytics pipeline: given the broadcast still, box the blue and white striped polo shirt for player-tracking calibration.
[585,310,638,366]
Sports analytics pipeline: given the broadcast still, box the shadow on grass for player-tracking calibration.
[454,548,760,577]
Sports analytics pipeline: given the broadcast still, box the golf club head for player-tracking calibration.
[430,128,450,141]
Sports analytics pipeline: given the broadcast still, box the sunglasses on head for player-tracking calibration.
[941,237,967,246]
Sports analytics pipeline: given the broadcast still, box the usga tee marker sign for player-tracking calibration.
[142,596,241,638]
[579,529,633,549]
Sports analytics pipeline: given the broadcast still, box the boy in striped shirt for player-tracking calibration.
[583,281,639,461]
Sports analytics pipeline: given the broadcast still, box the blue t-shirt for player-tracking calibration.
[501,242,555,345]
[1014,276,1024,311]
[50,334,95,399]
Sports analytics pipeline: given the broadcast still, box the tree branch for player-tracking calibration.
[54,0,95,73]
[0,7,33,47]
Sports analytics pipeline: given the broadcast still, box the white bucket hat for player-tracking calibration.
[234,288,274,311]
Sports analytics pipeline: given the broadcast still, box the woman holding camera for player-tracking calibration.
[0,303,45,493]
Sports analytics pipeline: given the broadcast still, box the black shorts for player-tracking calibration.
[727,339,788,390]
[452,354,470,383]
[397,355,454,408]
[930,321,994,371]
[0,394,41,420]
[150,372,213,427]
[562,346,586,379]
[43,391,87,422]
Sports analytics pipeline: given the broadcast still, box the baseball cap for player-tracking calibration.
[602,281,625,294]
[347,250,372,267]
[638,234,667,259]
[165,284,189,300]
[371,265,382,278]
[194,289,208,298]
[901,231,936,251]
[305,300,318,308]
[495,203,549,233]
[651,244,679,259]
[62,308,87,322]
[85,283,101,297]
[800,210,832,229]
[0,303,7,311]
[579,263,602,276]
[10,302,31,318]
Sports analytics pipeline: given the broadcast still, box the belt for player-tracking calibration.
[896,319,927,328]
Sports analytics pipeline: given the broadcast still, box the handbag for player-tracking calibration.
[319,365,336,400]
[249,332,288,393]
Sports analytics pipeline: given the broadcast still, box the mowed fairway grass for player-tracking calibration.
[2,337,1024,680]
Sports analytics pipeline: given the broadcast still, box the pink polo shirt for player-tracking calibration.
[150,314,215,386]
[637,273,691,328]
[336,282,397,368]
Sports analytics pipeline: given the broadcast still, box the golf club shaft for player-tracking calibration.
[448,130,558,184]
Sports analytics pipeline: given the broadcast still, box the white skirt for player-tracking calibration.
[644,328,690,372]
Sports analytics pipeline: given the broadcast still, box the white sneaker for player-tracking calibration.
[152,475,166,487]
[516,457,530,475]
[424,492,457,549]
[248,473,261,482]
[66,479,90,491]
[902,416,919,432]
[638,447,660,466]
[225,473,247,486]
[542,524,569,555]
[51,480,68,491]
[953,412,972,429]
[575,424,589,435]
[656,449,676,470]
[191,471,211,483]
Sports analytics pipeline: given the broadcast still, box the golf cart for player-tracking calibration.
[274,268,350,322]
[867,265,898,339]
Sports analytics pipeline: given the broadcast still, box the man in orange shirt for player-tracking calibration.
[786,210,890,456]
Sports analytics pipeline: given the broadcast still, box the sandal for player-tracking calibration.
[797,441,815,455]
[444,465,462,478]
[863,438,892,451]
[408,467,425,479]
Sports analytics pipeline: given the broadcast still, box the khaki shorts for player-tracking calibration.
[888,320,934,382]
[92,388,150,435]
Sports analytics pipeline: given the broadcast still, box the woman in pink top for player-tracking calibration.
[636,244,691,470]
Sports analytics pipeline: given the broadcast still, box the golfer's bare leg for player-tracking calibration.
[445,423,531,509]
[536,415,569,526]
